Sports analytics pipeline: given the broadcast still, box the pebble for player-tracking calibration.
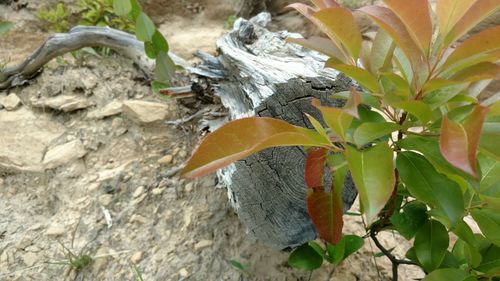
[122,100,170,124]
[185,182,194,193]
[194,240,213,251]
[22,252,38,267]
[130,214,147,224]
[92,247,109,272]
[130,251,143,264]
[0,93,22,111]
[132,186,145,198]
[157,155,173,165]
[131,193,147,205]
[151,188,164,195]
[179,268,189,278]
[43,140,87,169]
[45,224,65,237]
[0,178,4,187]
[99,194,113,206]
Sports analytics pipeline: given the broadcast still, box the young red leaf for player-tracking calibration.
[325,61,379,93]
[346,143,395,225]
[305,148,344,245]
[311,0,339,9]
[440,105,489,178]
[436,0,476,37]
[384,0,433,55]
[287,36,347,63]
[343,87,361,119]
[442,26,500,71]
[444,0,500,46]
[182,117,330,178]
[313,7,363,59]
[312,98,353,141]
[359,5,424,68]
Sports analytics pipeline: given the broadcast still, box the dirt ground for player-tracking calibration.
[0,1,424,280]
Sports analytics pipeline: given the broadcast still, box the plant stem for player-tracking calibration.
[370,231,417,281]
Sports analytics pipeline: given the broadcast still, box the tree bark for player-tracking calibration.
[237,0,267,19]
[191,13,358,249]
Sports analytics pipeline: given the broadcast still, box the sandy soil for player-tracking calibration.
[0,1,425,280]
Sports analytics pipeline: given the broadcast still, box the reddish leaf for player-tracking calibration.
[286,3,317,20]
[343,87,361,119]
[305,148,344,244]
[182,117,330,178]
[359,5,424,68]
[442,26,500,71]
[444,0,500,46]
[313,7,363,59]
[440,105,489,178]
[311,0,339,9]
[436,0,476,37]
[287,36,347,63]
[450,62,500,82]
[312,98,353,141]
[384,0,433,55]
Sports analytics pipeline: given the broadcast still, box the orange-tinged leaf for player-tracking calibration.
[344,88,361,119]
[314,7,363,59]
[450,62,500,82]
[359,5,424,68]
[306,148,344,244]
[287,3,317,20]
[312,98,353,141]
[287,36,347,63]
[346,143,395,225]
[436,0,476,37]
[444,0,500,46]
[182,117,330,178]
[442,26,500,71]
[423,78,465,93]
[311,0,339,9]
[440,105,489,178]
[384,0,433,55]
[325,61,379,93]
[369,29,396,73]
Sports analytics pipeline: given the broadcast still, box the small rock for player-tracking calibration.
[31,95,94,112]
[179,268,189,278]
[185,182,194,193]
[87,101,123,119]
[178,150,187,158]
[46,224,65,237]
[157,155,173,165]
[130,214,147,224]
[151,188,164,195]
[130,251,143,264]
[132,186,145,198]
[0,178,4,187]
[0,94,22,111]
[43,140,87,169]
[92,247,109,272]
[194,240,213,251]
[16,236,33,250]
[131,193,147,205]
[122,100,170,124]
[22,252,38,267]
[99,194,113,206]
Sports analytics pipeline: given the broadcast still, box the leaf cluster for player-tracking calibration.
[182,0,499,279]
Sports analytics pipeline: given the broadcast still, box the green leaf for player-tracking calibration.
[346,143,395,225]
[308,241,326,259]
[342,235,364,259]
[151,80,170,94]
[155,51,175,83]
[471,209,500,247]
[440,104,489,178]
[452,239,482,268]
[182,117,330,178]
[390,201,428,240]
[423,83,469,109]
[288,244,323,271]
[312,98,352,141]
[452,220,476,247]
[129,0,141,20]
[379,72,412,99]
[392,101,433,124]
[113,0,131,16]
[305,113,333,145]
[478,154,500,197]
[144,31,169,59]
[414,220,449,272]
[476,244,500,274]
[287,36,347,63]
[422,268,472,281]
[396,152,464,226]
[326,239,345,265]
[325,62,379,93]
[353,122,400,147]
[0,21,14,36]
[480,124,500,161]
[135,12,155,41]
[369,29,395,74]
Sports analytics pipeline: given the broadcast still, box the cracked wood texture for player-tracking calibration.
[193,13,358,249]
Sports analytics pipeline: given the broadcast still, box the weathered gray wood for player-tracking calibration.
[0,26,188,90]
[193,13,358,249]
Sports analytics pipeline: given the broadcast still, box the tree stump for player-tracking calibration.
[191,13,358,249]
